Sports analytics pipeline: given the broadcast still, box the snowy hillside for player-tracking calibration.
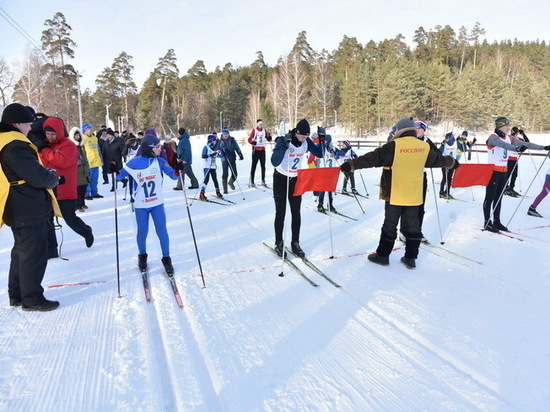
[1,133,550,411]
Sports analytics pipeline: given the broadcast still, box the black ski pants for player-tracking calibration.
[377,202,422,259]
[9,221,49,305]
[273,170,301,243]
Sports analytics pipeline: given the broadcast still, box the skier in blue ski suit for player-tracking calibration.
[117,134,179,273]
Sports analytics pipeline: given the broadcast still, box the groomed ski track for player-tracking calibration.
[2,143,550,411]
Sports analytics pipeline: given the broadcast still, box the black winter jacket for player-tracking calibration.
[0,124,59,228]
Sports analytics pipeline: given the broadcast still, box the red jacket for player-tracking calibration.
[40,117,79,200]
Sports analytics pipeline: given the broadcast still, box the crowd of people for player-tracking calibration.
[1,102,549,311]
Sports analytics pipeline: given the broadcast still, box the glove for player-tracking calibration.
[518,129,524,135]
[544,145,550,151]
[58,175,66,185]
[284,133,292,143]
[175,161,184,171]
[109,161,118,173]
[471,138,477,145]
[516,145,528,153]
[340,162,352,173]
[174,171,181,177]
[238,153,244,161]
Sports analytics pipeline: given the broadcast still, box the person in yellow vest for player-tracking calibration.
[0,103,61,311]
[340,117,457,269]
[81,123,104,200]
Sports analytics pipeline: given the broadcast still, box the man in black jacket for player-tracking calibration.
[0,103,61,311]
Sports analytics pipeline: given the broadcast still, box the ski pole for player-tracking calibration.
[358,170,369,197]
[190,154,215,205]
[278,169,291,277]
[486,153,523,230]
[112,171,121,298]
[227,158,245,200]
[506,150,549,227]
[429,168,445,244]
[179,172,207,288]
[333,155,364,213]
[320,139,335,259]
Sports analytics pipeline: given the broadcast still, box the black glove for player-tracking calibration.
[58,175,66,185]
[544,145,550,151]
[516,145,528,153]
[175,161,184,171]
[451,159,460,170]
[238,153,244,160]
[518,129,524,135]
[284,133,292,143]
[471,138,477,145]
[109,161,118,173]
[340,162,352,173]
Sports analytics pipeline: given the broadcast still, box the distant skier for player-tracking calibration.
[199,134,223,200]
[248,119,272,187]
[218,129,243,194]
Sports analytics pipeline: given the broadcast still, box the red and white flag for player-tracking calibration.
[293,167,340,196]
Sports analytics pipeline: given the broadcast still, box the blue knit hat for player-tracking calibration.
[82,123,93,132]
[221,129,230,135]
[207,134,217,143]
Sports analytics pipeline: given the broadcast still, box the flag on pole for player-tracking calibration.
[293,167,340,196]
[451,164,494,188]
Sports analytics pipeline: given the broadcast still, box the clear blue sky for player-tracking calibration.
[1,0,549,91]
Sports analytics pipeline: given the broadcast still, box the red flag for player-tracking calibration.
[451,164,494,188]
[293,167,340,196]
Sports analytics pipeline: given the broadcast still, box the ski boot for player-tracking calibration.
[216,189,224,198]
[291,241,305,258]
[199,190,207,201]
[274,240,286,258]
[341,187,348,194]
[138,253,148,271]
[161,256,174,276]
[351,188,359,194]
[528,206,543,217]
[329,206,337,213]
[228,177,235,190]
[317,204,326,213]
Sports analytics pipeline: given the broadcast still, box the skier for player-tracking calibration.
[335,140,358,194]
[339,117,457,269]
[271,119,323,258]
[439,132,457,199]
[248,119,272,187]
[504,126,527,197]
[116,134,180,274]
[218,129,243,194]
[199,134,223,200]
[313,128,337,213]
[483,116,549,232]
[174,127,199,190]
[527,154,550,218]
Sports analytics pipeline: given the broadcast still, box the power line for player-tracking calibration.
[0,6,42,50]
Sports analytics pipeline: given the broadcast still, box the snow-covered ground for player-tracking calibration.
[1,133,549,412]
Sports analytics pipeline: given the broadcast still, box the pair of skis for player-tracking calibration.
[141,267,184,308]
[263,242,341,288]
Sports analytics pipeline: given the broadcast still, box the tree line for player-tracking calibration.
[1,12,549,136]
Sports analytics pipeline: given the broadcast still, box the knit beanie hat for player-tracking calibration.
[394,117,416,138]
[82,123,93,133]
[415,120,428,131]
[178,127,186,135]
[144,128,157,137]
[222,129,230,135]
[141,134,161,158]
[1,103,34,124]
[207,134,217,144]
[495,116,511,128]
[295,119,310,135]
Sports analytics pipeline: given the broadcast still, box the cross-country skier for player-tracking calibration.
[199,134,223,200]
[116,134,179,274]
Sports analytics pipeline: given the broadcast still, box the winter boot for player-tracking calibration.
[228,177,236,190]
[341,187,348,194]
[274,240,286,258]
[367,253,389,266]
[199,190,207,201]
[222,179,228,194]
[329,205,337,213]
[317,204,326,213]
[216,189,224,198]
[22,299,60,312]
[351,188,358,194]
[400,256,416,269]
[528,206,543,217]
[138,253,148,271]
[291,241,305,258]
[161,256,174,276]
